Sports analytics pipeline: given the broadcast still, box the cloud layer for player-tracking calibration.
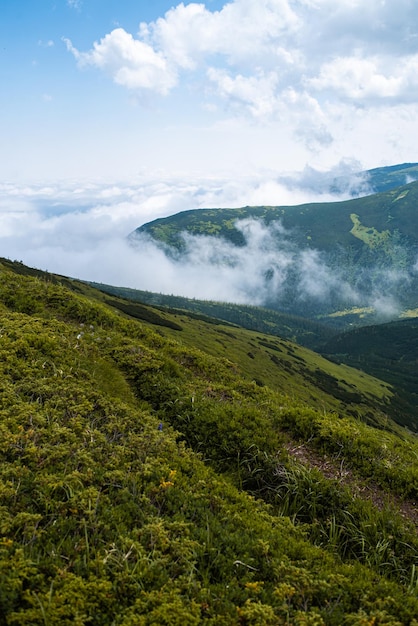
[4,1,418,184]
[1,166,414,319]
[0,166,362,285]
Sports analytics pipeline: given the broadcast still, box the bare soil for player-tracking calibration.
[285,440,418,527]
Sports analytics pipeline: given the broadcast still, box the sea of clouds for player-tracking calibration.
[0,162,412,316]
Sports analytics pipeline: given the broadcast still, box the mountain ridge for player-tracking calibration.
[131,176,418,322]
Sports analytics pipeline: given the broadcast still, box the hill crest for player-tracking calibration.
[131,178,418,323]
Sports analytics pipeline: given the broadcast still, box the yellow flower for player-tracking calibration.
[159,480,174,489]
[245,581,264,593]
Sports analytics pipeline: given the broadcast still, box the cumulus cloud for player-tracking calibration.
[142,0,300,68]
[309,54,418,103]
[64,0,302,113]
[60,0,418,172]
[65,0,418,112]
[64,29,177,95]
[307,0,418,57]
[207,69,281,119]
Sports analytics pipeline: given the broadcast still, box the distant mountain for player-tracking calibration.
[131,178,418,323]
[364,162,418,193]
[330,162,418,195]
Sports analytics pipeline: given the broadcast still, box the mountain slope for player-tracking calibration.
[328,162,418,195]
[87,279,418,432]
[88,281,338,349]
[0,259,417,624]
[366,162,418,193]
[133,179,418,253]
[1,259,396,429]
[132,179,418,323]
[321,317,418,431]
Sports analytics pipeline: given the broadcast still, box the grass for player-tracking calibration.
[349,213,391,249]
[0,259,417,624]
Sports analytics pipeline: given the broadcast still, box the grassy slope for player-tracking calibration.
[87,280,418,433]
[88,281,338,349]
[5,257,413,428]
[321,318,418,432]
[148,308,392,422]
[0,259,418,625]
[133,180,418,254]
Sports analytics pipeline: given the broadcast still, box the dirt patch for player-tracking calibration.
[285,440,418,527]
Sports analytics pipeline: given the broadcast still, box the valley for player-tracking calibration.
[131,169,418,323]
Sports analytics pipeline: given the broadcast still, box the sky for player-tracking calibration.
[1,0,418,302]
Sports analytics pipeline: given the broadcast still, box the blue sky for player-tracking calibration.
[1,0,232,182]
[1,0,418,298]
[3,0,418,183]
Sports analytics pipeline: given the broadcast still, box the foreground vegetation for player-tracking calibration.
[88,280,418,433]
[0,260,417,624]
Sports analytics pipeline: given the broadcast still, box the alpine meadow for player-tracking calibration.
[0,252,417,625]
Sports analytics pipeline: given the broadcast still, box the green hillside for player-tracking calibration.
[132,179,418,322]
[321,317,418,431]
[87,280,418,431]
[329,162,418,195]
[133,179,418,253]
[366,163,418,193]
[87,281,338,349]
[87,280,418,432]
[0,259,418,625]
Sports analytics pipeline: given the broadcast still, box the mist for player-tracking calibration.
[131,217,413,319]
[0,166,413,319]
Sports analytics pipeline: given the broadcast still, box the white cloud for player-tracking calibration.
[38,39,54,48]
[298,0,418,61]
[309,55,418,103]
[64,29,177,95]
[65,0,302,103]
[142,0,300,68]
[64,0,302,103]
[130,216,408,315]
[61,0,418,173]
[0,167,363,276]
[67,0,82,9]
[207,68,281,119]
[68,0,418,105]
